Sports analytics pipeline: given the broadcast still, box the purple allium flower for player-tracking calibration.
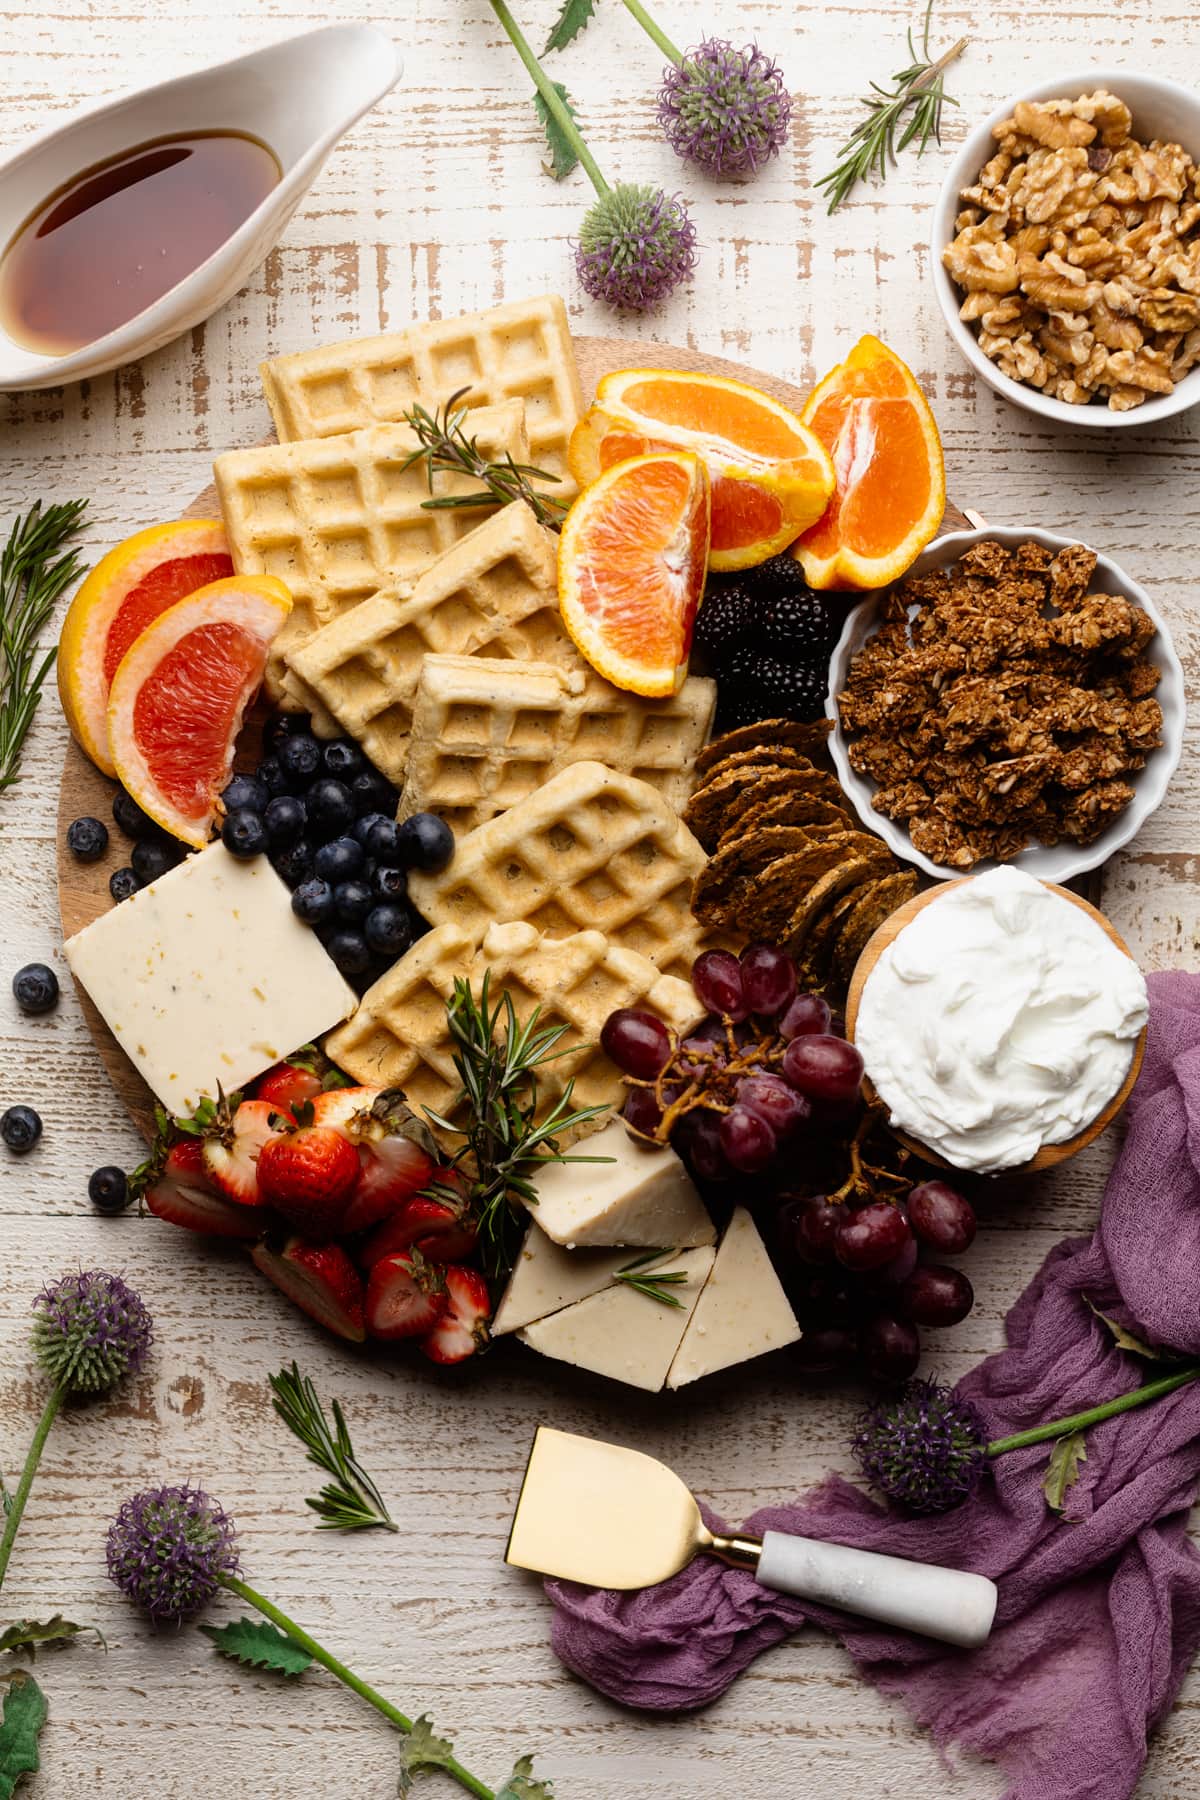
[853,1377,989,1515]
[31,1269,153,1395]
[574,182,697,312]
[107,1483,240,1622]
[658,39,792,178]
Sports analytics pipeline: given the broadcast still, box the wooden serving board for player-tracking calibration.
[57,332,971,1140]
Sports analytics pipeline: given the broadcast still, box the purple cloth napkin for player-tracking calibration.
[547,971,1200,1800]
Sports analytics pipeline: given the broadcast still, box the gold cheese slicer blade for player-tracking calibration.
[506,1427,997,1650]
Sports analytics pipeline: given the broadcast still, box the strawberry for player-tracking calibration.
[365,1249,448,1340]
[312,1087,440,1233]
[256,1112,361,1238]
[251,1050,328,1119]
[359,1192,479,1267]
[420,1265,491,1365]
[251,1238,366,1343]
[142,1138,268,1239]
[201,1096,277,1205]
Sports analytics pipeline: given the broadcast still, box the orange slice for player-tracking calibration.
[107,576,292,846]
[558,452,710,697]
[58,519,234,776]
[791,335,945,591]
[567,369,834,573]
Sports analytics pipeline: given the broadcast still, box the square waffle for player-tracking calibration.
[401,655,717,833]
[260,293,584,490]
[324,920,701,1127]
[285,503,578,776]
[406,761,711,982]
[212,401,529,705]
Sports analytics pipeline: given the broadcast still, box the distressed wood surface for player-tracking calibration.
[1,2,1199,1795]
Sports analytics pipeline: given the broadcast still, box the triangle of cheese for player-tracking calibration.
[518,1245,715,1391]
[492,1225,673,1336]
[666,1206,801,1389]
[525,1119,714,1248]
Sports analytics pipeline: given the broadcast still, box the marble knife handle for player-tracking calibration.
[756,1531,997,1649]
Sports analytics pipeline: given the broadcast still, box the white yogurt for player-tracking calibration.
[854,867,1148,1173]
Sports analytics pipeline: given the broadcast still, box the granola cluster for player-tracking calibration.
[944,90,1200,410]
[837,540,1164,869]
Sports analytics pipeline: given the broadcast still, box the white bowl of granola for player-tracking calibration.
[826,527,1185,883]
[932,71,1200,426]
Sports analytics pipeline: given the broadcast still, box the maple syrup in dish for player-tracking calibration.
[0,131,280,357]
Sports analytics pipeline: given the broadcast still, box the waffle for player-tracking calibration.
[407,761,712,982]
[285,503,577,776]
[324,920,700,1127]
[212,401,529,705]
[260,293,583,490]
[401,655,717,834]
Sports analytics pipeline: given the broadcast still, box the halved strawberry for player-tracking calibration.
[312,1087,440,1233]
[359,1192,479,1267]
[251,1049,328,1119]
[142,1138,268,1239]
[365,1248,447,1340]
[201,1097,277,1204]
[251,1238,366,1342]
[257,1115,361,1239]
[420,1265,491,1364]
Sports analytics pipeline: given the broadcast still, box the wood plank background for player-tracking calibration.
[0,2,1197,1795]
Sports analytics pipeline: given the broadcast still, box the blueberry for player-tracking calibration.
[334,879,373,923]
[352,810,390,849]
[364,816,404,865]
[292,877,335,926]
[278,733,323,787]
[326,929,371,976]
[398,812,455,873]
[262,713,310,755]
[264,794,307,847]
[112,788,163,841]
[307,778,356,840]
[221,809,268,860]
[364,902,412,958]
[66,815,109,862]
[88,1165,130,1214]
[12,963,58,1015]
[1,1105,42,1154]
[256,755,291,798]
[271,838,315,888]
[109,867,141,903]
[371,864,408,902]
[322,739,365,780]
[221,773,270,816]
[351,769,397,818]
[131,839,180,885]
[313,836,364,883]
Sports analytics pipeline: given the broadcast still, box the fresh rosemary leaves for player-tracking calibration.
[0,500,88,793]
[269,1362,397,1533]
[613,1249,688,1309]
[816,2,966,213]
[400,388,568,532]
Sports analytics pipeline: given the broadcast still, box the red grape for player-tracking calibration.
[622,1088,663,1139]
[779,992,832,1039]
[834,1200,912,1271]
[907,1181,976,1255]
[736,1072,810,1139]
[740,943,797,1016]
[795,1324,859,1373]
[873,1235,919,1287]
[676,1109,728,1182]
[718,1104,776,1173]
[782,1033,864,1105]
[601,1008,673,1079]
[898,1264,974,1327]
[792,1196,840,1264]
[692,950,748,1020]
[859,1312,921,1383]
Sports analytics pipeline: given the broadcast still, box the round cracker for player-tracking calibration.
[695,717,832,779]
[833,870,921,983]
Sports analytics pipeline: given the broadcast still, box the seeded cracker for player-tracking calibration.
[698,743,832,785]
[692,825,825,927]
[798,884,863,984]
[727,790,855,841]
[693,717,832,779]
[785,848,895,953]
[833,870,920,983]
[732,844,853,941]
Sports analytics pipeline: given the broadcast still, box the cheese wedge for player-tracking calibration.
[666,1206,801,1389]
[526,1119,714,1248]
[518,1245,715,1391]
[492,1226,687,1336]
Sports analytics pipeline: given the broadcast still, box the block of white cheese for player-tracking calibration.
[518,1245,715,1391]
[526,1118,715,1248]
[666,1206,801,1389]
[64,843,358,1115]
[492,1224,680,1336]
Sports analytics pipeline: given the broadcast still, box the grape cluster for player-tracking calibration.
[601,941,979,1386]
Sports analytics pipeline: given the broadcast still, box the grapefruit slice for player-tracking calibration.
[567,369,833,573]
[557,452,710,697]
[58,519,234,775]
[107,576,292,846]
[792,336,945,591]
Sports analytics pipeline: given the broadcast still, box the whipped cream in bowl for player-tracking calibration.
[847,868,1149,1174]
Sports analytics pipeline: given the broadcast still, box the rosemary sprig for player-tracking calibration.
[422,973,610,1279]
[816,2,967,213]
[613,1248,687,1308]
[0,499,88,793]
[269,1363,397,1533]
[400,388,568,532]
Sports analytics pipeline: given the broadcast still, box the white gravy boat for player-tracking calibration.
[0,24,401,390]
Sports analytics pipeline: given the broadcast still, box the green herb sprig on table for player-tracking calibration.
[400,389,568,532]
[0,500,88,793]
[269,1362,397,1533]
[816,1,967,213]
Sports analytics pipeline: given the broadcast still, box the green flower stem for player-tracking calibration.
[619,0,683,66]
[0,1384,63,1593]
[488,0,610,195]
[220,1575,494,1800]
[987,1364,1200,1457]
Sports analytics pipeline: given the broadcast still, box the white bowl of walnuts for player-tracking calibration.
[932,70,1200,427]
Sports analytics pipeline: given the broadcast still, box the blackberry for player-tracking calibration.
[693,581,755,658]
[762,590,836,659]
[750,651,829,720]
[743,553,816,605]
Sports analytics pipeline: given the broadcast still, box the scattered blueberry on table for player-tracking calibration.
[88,1165,131,1214]
[1,1104,42,1154]
[12,962,58,1015]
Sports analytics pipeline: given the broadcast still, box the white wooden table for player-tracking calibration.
[1,2,1198,1793]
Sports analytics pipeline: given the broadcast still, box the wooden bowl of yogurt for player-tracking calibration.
[844,869,1148,1175]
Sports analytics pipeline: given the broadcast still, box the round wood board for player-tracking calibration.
[57,332,972,1140]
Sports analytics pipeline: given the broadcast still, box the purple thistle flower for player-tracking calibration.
[853,1377,989,1515]
[658,39,792,178]
[31,1269,153,1395]
[107,1483,240,1623]
[574,182,697,312]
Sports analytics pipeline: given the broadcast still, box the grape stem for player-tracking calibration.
[830,1105,912,1205]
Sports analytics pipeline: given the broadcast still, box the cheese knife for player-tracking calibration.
[506,1427,997,1649]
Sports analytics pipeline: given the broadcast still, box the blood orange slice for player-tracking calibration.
[58,519,234,775]
[557,451,710,697]
[107,576,292,846]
